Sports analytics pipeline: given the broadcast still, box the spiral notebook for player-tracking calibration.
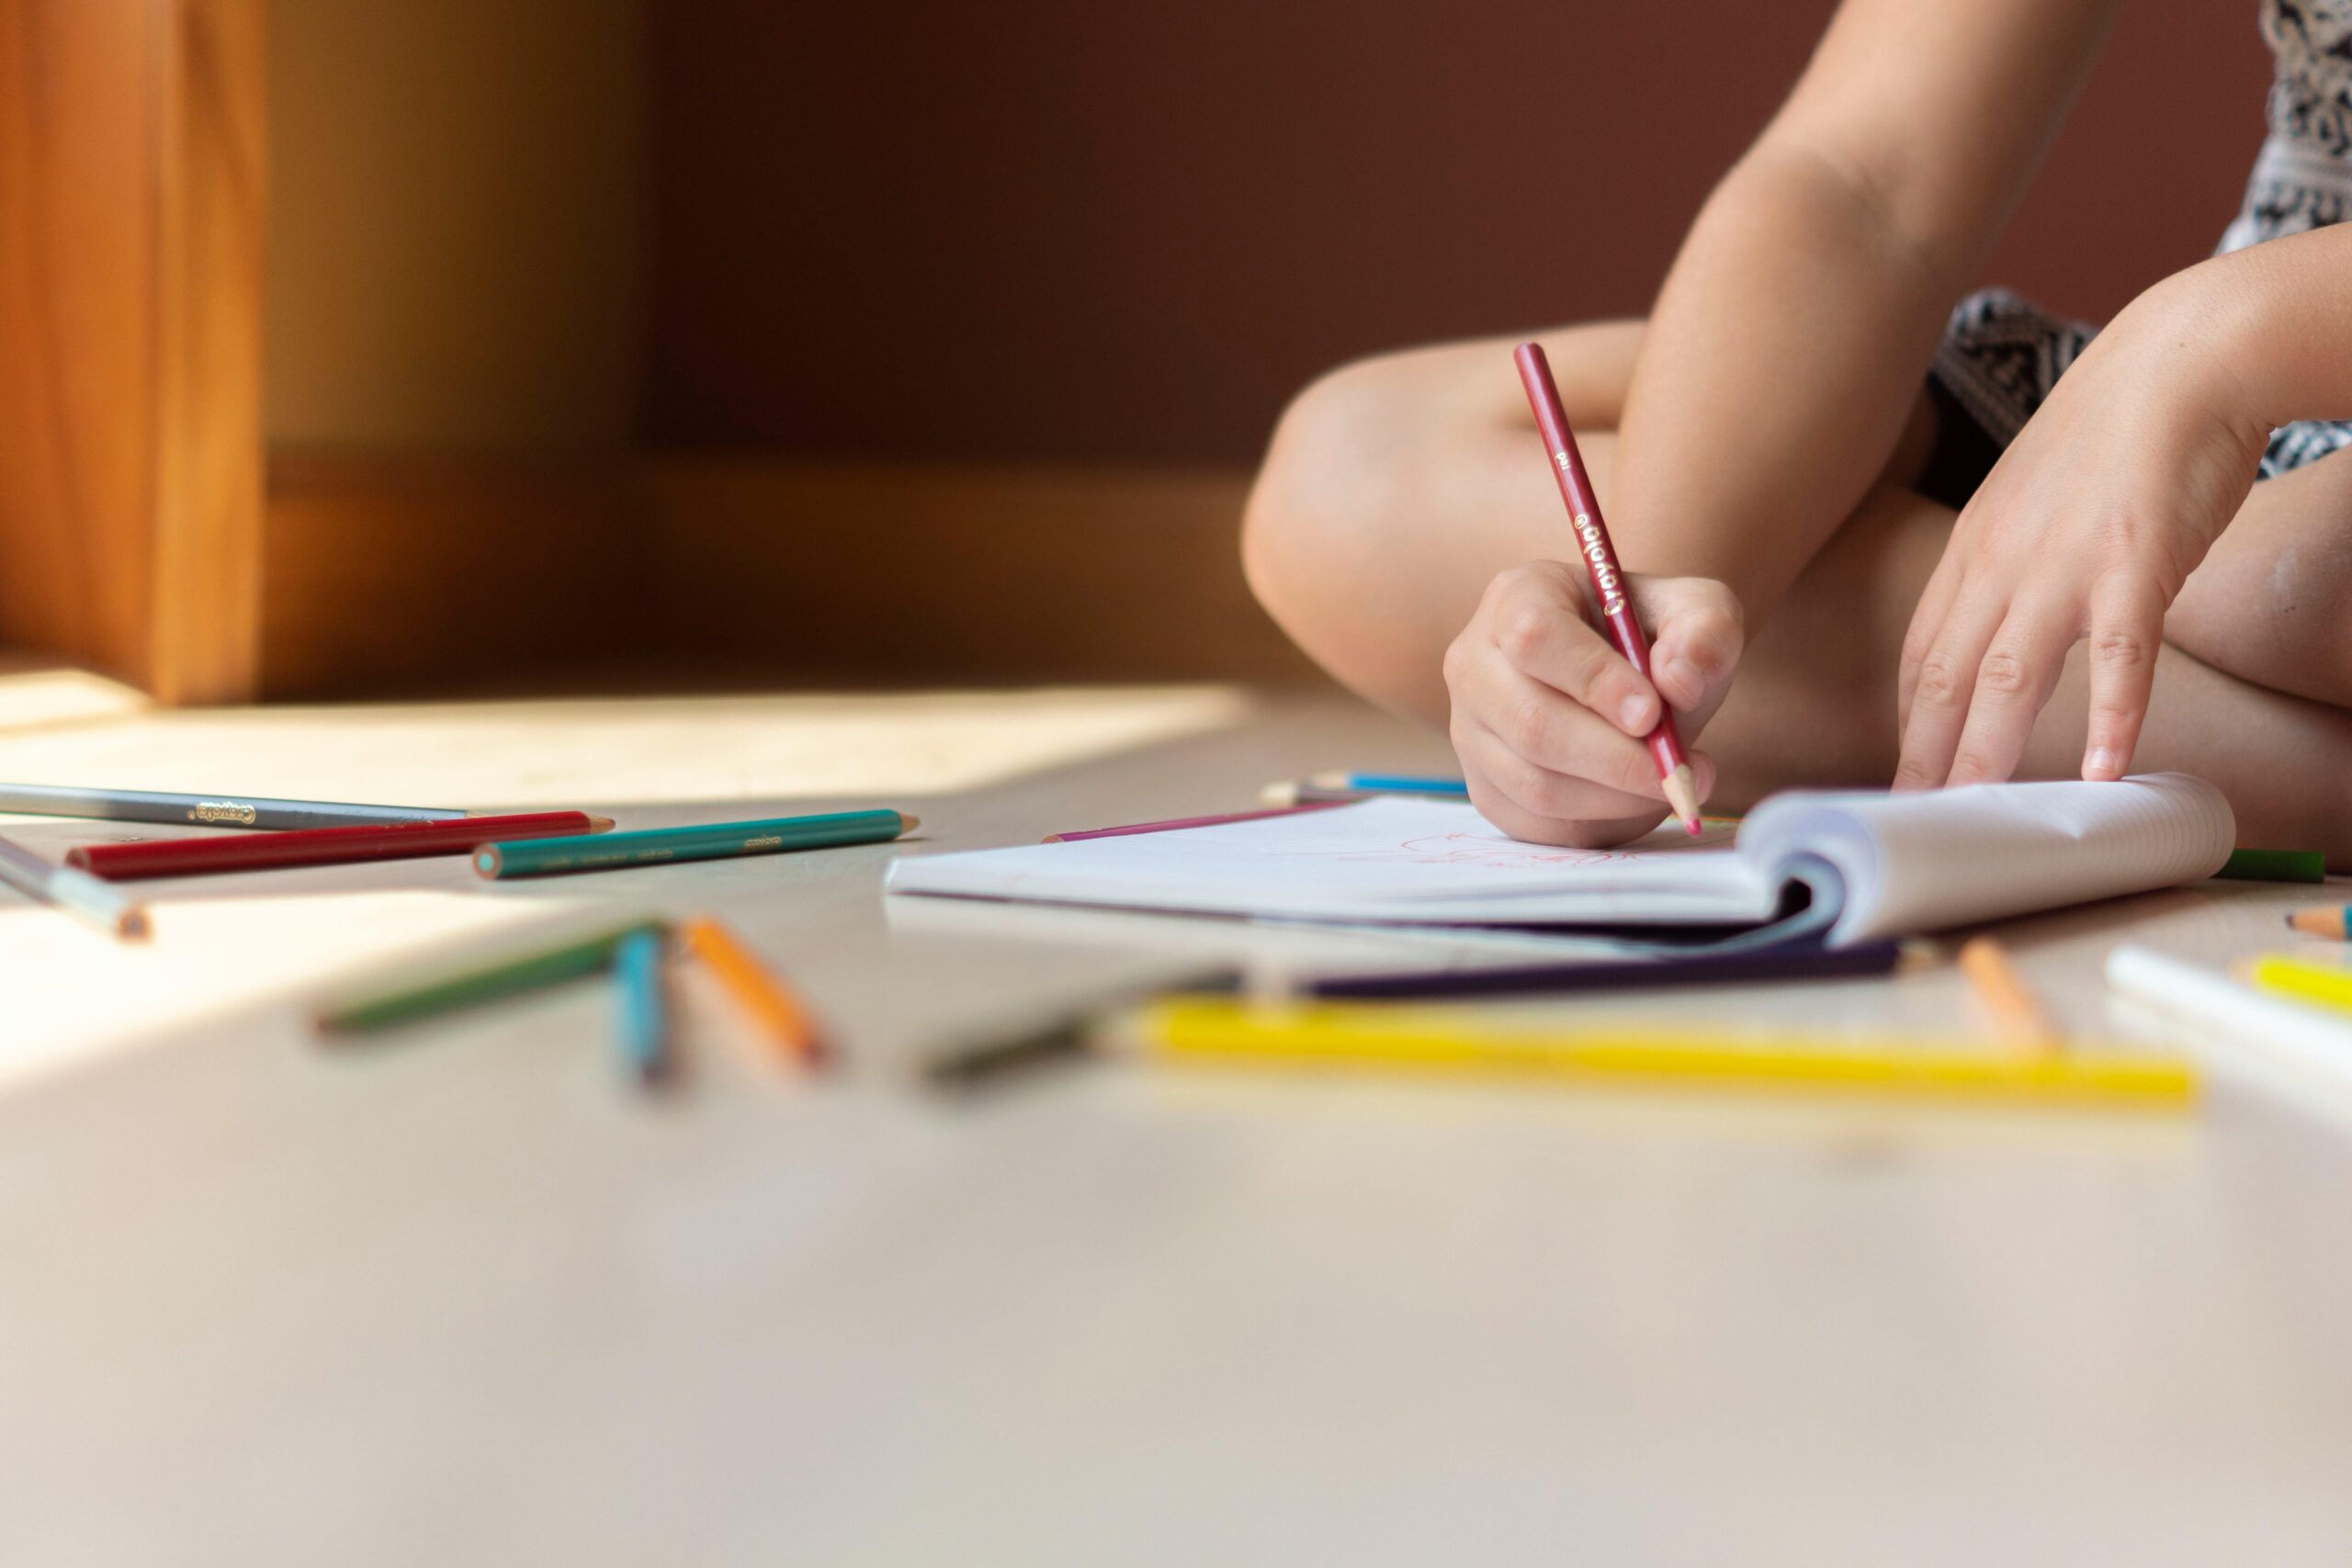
[885,773,2237,947]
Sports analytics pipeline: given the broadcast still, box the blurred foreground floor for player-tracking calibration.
[0,670,2346,1566]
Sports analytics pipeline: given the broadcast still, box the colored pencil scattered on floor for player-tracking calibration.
[1306,773,1470,798]
[1303,941,1905,1000]
[1957,937,2064,1054]
[69,810,615,881]
[922,967,1245,1092]
[0,834,149,940]
[682,917,826,1066]
[1138,996,2194,1108]
[613,929,673,1085]
[1044,801,1344,843]
[2108,943,2352,1103]
[473,809,918,879]
[0,784,466,831]
[316,918,667,1034]
[1260,781,1389,806]
[2288,906,2351,940]
[2246,953,2352,1016]
[1259,775,1471,807]
[2217,847,2327,884]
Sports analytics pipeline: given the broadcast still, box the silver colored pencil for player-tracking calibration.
[0,783,462,830]
[0,835,150,940]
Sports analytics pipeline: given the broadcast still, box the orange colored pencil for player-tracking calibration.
[683,917,826,1066]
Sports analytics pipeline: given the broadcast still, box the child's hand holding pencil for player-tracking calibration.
[1442,343,1741,850]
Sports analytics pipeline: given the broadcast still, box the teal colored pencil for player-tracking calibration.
[613,928,671,1084]
[472,809,919,879]
[1307,772,1469,798]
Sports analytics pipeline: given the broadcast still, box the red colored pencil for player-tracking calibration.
[1511,341,1702,835]
[1041,800,1346,843]
[66,810,616,881]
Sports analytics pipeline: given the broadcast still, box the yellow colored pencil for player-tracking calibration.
[682,917,826,1066]
[1136,997,2193,1109]
[2247,953,2352,1017]
[1957,937,2064,1054]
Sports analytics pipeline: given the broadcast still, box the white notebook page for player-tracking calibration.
[885,773,2237,941]
[1741,772,2236,942]
[886,799,1766,924]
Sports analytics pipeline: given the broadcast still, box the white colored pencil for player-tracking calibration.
[0,835,150,940]
[2106,942,2352,1100]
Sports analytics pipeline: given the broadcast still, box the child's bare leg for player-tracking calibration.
[1244,321,1648,724]
[2163,449,2352,709]
[1244,321,1932,726]
[1248,326,2352,863]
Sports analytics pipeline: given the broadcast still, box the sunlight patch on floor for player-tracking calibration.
[0,666,153,735]
[0,685,1254,807]
[0,889,595,1090]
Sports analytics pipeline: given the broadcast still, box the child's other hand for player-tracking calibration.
[1446,560,1741,846]
[1895,278,2271,789]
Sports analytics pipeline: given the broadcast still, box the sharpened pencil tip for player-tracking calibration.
[1661,765,1703,837]
[898,813,921,835]
[586,815,616,832]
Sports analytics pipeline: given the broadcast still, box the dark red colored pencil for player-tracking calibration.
[66,810,615,881]
[1511,341,1702,834]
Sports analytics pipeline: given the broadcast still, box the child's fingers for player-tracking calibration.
[1942,598,2075,786]
[2081,576,2163,781]
[1637,577,1744,711]
[1453,647,1686,812]
[1898,546,1968,737]
[1893,590,2007,791]
[1454,718,1669,849]
[1487,571,1660,737]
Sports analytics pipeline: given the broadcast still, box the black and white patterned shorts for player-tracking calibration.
[1917,287,2352,508]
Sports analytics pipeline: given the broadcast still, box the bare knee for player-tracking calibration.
[1242,355,1438,706]
[1244,325,1645,719]
[1245,361,1390,628]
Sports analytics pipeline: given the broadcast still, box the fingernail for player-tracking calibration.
[2086,747,2121,777]
[1663,656,1701,696]
[1619,693,1654,731]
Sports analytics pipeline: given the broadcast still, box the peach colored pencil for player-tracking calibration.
[1958,937,2063,1054]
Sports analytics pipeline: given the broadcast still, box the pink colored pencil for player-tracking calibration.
[1512,341,1702,835]
[1042,801,1347,843]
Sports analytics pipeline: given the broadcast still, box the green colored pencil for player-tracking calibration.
[472,809,918,880]
[316,917,667,1034]
[2218,847,2328,885]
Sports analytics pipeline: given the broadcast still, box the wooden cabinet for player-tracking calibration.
[0,0,264,702]
[0,1,1304,704]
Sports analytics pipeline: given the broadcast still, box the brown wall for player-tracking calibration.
[268,0,643,452]
[645,1,2273,468]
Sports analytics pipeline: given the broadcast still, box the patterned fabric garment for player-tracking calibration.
[1933,0,2352,481]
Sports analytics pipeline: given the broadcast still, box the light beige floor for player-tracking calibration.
[0,671,1252,1077]
[0,671,2346,1566]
